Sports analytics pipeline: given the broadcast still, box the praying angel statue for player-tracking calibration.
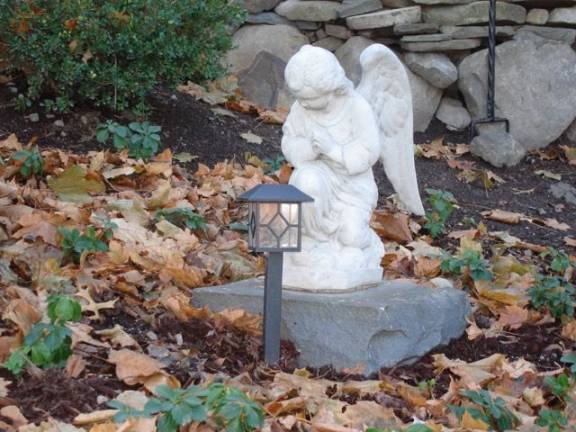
[281,44,425,292]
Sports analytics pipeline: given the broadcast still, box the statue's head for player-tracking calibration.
[285,45,353,111]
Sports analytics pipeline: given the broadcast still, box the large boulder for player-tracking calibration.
[238,52,293,109]
[459,38,576,150]
[335,36,375,85]
[225,25,309,74]
[436,97,471,131]
[422,1,527,26]
[406,70,443,132]
[347,6,422,30]
[335,37,441,132]
[471,131,526,168]
[549,7,576,26]
[404,52,457,88]
[236,0,282,13]
[275,1,341,22]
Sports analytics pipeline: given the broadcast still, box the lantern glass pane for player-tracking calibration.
[259,202,277,225]
[280,203,299,225]
[280,227,299,249]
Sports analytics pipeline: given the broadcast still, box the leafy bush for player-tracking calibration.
[109,383,264,432]
[96,120,161,160]
[536,409,568,432]
[0,0,244,112]
[4,295,82,375]
[423,189,455,238]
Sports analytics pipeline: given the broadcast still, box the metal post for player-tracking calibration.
[263,251,283,364]
[487,0,496,121]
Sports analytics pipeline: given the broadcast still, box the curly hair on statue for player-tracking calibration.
[284,45,353,97]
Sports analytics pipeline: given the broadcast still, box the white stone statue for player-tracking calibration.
[281,44,425,292]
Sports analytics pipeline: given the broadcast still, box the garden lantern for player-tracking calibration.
[239,184,313,364]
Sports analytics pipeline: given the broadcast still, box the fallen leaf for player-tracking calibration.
[0,405,28,428]
[461,410,489,430]
[371,211,413,243]
[95,325,141,349]
[540,218,570,231]
[12,212,59,246]
[0,377,11,397]
[497,305,529,330]
[4,299,41,334]
[102,166,135,179]
[562,320,576,341]
[0,133,23,151]
[66,354,87,378]
[522,387,545,407]
[48,165,105,202]
[217,308,262,337]
[535,169,562,181]
[561,145,576,165]
[211,107,237,118]
[173,152,198,163]
[240,132,263,145]
[108,349,165,386]
[482,209,522,225]
[565,237,576,247]
[75,287,118,320]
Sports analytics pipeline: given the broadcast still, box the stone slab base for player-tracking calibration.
[192,278,471,374]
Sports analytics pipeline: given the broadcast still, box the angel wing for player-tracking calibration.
[356,44,425,216]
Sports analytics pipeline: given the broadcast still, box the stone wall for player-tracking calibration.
[227,0,576,150]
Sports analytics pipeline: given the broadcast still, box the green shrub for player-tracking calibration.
[0,0,244,112]
[12,146,44,177]
[423,188,456,238]
[529,275,575,319]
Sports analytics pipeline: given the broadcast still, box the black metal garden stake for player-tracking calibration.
[469,0,510,141]
[239,184,313,364]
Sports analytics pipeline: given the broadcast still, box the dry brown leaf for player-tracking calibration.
[66,354,87,378]
[414,257,441,278]
[74,410,116,426]
[482,209,523,225]
[565,237,576,248]
[562,320,576,341]
[461,410,489,430]
[75,287,118,320]
[340,401,397,429]
[108,349,165,385]
[89,424,117,432]
[95,325,141,349]
[217,308,262,337]
[561,145,576,165]
[540,218,570,231]
[371,211,413,243]
[497,305,529,330]
[0,405,28,428]
[4,299,41,334]
[522,387,545,407]
[13,212,59,246]
[433,353,506,388]
[0,133,23,151]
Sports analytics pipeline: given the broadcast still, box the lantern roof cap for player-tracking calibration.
[239,184,313,203]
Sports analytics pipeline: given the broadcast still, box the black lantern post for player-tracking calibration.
[239,184,313,364]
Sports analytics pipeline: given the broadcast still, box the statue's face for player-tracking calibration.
[294,87,332,111]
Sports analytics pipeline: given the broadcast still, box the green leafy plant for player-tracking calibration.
[0,0,245,112]
[108,383,264,432]
[96,121,161,160]
[154,208,206,231]
[12,147,44,177]
[450,390,519,432]
[96,120,157,158]
[544,374,572,401]
[441,250,493,281]
[529,275,575,319]
[3,295,82,375]
[536,409,569,432]
[58,226,110,263]
[541,247,572,275]
[417,378,437,398]
[423,188,455,238]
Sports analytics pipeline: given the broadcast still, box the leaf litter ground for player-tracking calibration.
[0,83,575,431]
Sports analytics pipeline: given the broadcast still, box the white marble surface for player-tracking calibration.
[281,44,424,291]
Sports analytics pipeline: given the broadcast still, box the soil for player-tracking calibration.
[1,83,575,425]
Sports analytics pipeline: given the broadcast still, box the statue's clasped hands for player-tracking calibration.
[312,128,336,154]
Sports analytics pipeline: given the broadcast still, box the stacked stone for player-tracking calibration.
[229,0,576,150]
